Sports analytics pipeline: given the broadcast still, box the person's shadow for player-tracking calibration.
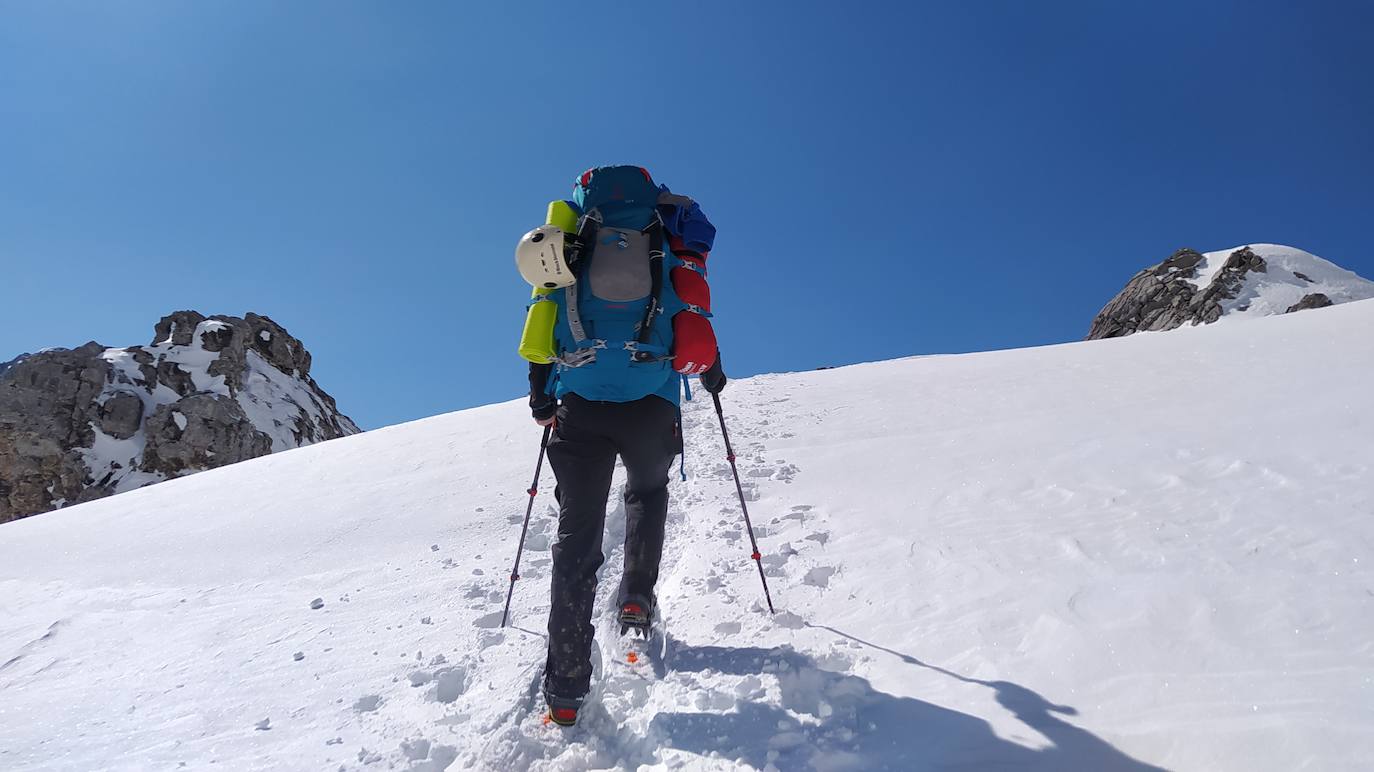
[649,628,1166,771]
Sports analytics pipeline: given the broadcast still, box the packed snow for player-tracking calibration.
[3,300,1373,771]
[1186,243,1374,319]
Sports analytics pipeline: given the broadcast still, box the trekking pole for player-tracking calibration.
[711,391,776,614]
[501,424,552,628]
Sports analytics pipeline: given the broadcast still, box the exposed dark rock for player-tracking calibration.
[1088,247,1270,340]
[98,392,145,440]
[0,312,358,522]
[152,311,207,347]
[0,343,110,516]
[247,313,313,378]
[142,395,272,476]
[0,354,31,380]
[158,360,199,397]
[1286,293,1333,313]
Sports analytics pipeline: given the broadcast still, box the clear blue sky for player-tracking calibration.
[3,1,1371,429]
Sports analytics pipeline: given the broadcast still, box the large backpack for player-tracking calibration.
[528,165,717,402]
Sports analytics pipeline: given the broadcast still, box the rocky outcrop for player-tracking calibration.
[1087,244,1374,340]
[143,395,273,477]
[1088,247,1270,340]
[0,343,113,516]
[1286,293,1333,313]
[0,312,359,522]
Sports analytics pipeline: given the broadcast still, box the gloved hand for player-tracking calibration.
[529,362,557,425]
[531,396,557,426]
[700,353,727,394]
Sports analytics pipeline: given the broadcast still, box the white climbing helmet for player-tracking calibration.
[515,225,576,289]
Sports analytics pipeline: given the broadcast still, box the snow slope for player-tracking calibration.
[3,300,1373,771]
[1188,243,1374,319]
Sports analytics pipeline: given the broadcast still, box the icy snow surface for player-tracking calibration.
[3,301,1373,771]
[1186,243,1374,320]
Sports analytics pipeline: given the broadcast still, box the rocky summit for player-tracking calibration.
[0,312,359,521]
[1088,243,1374,340]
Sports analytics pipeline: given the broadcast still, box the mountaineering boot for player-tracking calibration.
[542,681,584,727]
[619,593,655,638]
[547,704,579,727]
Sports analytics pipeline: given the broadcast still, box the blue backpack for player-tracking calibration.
[546,165,715,403]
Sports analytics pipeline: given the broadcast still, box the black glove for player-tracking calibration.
[529,362,557,421]
[531,398,557,423]
[700,353,727,394]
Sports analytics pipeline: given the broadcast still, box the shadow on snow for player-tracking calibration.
[650,628,1166,772]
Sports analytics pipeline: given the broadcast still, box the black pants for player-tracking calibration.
[542,393,680,700]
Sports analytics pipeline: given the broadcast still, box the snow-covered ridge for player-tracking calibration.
[2,299,1371,770]
[1088,242,1374,339]
[0,311,358,521]
[1187,243,1374,318]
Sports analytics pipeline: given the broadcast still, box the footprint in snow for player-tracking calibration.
[353,695,382,713]
[473,611,504,629]
[402,738,432,761]
[476,630,505,650]
[761,550,791,577]
[427,667,468,704]
[403,738,459,768]
[747,462,799,482]
[803,566,837,588]
[714,621,742,635]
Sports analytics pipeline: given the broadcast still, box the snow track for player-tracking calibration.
[3,300,1373,770]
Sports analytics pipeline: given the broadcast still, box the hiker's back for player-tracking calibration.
[515,165,719,405]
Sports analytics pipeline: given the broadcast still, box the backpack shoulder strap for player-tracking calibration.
[563,210,601,346]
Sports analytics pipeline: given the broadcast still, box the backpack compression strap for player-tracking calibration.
[631,216,666,363]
